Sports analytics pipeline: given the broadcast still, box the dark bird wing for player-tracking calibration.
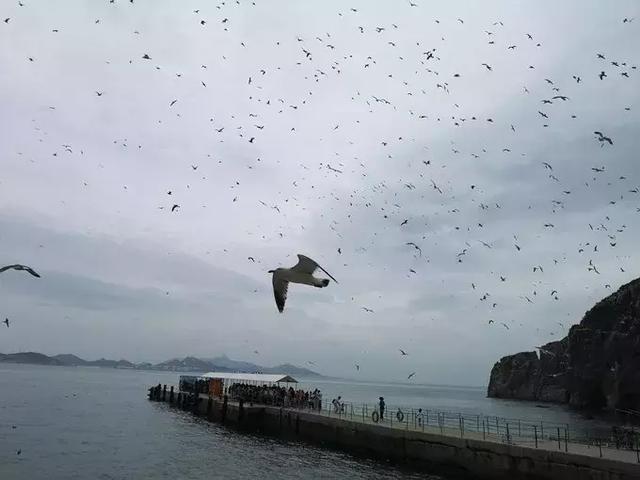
[271,273,289,313]
[291,254,338,283]
[0,264,41,278]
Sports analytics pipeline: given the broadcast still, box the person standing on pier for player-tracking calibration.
[416,408,424,427]
[379,397,385,420]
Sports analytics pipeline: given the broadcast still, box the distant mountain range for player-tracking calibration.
[0,351,322,377]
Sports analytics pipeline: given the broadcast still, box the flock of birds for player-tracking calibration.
[1,1,639,383]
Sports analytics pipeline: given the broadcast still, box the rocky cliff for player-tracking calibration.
[488,277,640,410]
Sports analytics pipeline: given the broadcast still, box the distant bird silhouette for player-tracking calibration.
[407,372,416,379]
[594,131,613,145]
[399,349,408,356]
[3,318,8,328]
[406,242,422,256]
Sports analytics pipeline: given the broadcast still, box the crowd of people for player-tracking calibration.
[228,383,323,410]
[179,376,210,394]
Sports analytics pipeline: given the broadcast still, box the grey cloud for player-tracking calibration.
[1,0,639,385]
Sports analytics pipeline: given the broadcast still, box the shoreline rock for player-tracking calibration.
[487,277,640,410]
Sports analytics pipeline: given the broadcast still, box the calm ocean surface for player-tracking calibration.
[0,364,620,480]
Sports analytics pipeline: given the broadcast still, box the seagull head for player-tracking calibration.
[267,269,275,274]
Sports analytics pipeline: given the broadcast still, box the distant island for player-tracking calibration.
[488,276,640,411]
[0,352,322,377]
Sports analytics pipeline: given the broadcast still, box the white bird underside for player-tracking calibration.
[271,254,337,313]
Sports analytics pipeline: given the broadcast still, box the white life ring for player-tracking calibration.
[396,410,404,422]
[371,411,380,423]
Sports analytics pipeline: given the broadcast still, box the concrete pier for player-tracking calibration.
[148,386,639,480]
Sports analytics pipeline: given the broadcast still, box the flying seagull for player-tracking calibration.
[535,346,556,357]
[268,254,338,312]
[3,318,8,328]
[407,372,416,380]
[399,349,408,356]
[0,264,41,277]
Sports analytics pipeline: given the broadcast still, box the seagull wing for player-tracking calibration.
[292,254,338,283]
[272,272,289,313]
[23,266,41,277]
[0,264,40,278]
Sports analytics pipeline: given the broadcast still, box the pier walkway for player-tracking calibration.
[312,402,640,465]
[148,384,640,480]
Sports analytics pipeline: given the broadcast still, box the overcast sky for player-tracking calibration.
[1,0,639,386]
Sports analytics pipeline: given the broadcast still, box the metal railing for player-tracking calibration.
[308,400,640,463]
[170,382,640,464]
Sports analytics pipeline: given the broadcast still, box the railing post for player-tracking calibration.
[169,386,174,404]
[362,404,365,422]
[534,425,538,448]
[540,421,544,439]
[439,413,443,434]
[557,427,561,450]
[518,419,521,436]
[564,427,568,452]
[506,423,510,444]
[477,415,480,432]
[598,437,602,458]
[350,403,353,420]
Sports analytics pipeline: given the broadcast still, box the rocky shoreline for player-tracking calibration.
[488,277,640,411]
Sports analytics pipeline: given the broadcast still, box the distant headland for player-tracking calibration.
[0,351,322,378]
